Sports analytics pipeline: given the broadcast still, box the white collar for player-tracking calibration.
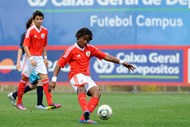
[33,24,42,33]
[75,43,86,51]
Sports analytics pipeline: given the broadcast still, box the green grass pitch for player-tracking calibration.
[1,92,190,127]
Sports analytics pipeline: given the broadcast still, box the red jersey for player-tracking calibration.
[23,25,48,56]
[57,43,106,80]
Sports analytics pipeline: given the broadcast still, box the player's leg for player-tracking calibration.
[77,87,98,123]
[29,72,47,109]
[8,56,33,106]
[87,86,100,113]
[8,72,39,106]
[8,92,16,106]
[36,83,47,109]
[8,84,35,106]
[70,74,97,124]
[16,56,34,110]
[39,74,52,105]
[39,73,61,109]
[35,57,61,109]
[70,74,89,112]
[16,74,29,110]
[77,86,89,117]
[81,76,100,123]
[35,80,45,109]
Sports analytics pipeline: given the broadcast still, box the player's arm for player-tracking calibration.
[43,47,48,67]
[48,55,68,92]
[23,30,36,66]
[48,49,71,92]
[16,48,23,71]
[16,33,25,71]
[103,54,135,72]
[48,64,61,92]
[23,46,36,66]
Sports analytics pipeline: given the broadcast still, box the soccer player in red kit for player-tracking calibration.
[8,17,47,109]
[16,10,61,110]
[48,27,135,123]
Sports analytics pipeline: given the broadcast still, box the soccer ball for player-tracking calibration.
[97,104,112,120]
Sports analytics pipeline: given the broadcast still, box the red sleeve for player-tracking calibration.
[94,50,106,60]
[23,29,30,47]
[57,48,73,68]
[90,45,106,60]
[57,56,67,68]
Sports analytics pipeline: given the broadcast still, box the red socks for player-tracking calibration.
[88,97,99,113]
[42,79,53,106]
[79,96,99,120]
[78,93,88,111]
[17,80,27,104]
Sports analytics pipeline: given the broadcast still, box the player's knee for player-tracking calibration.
[95,90,101,98]
[29,84,37,89]
[39,74,49,81]
[88,87,101,98]
[21,74,29,81]
[41,78,49,84]
[77,87,86,94]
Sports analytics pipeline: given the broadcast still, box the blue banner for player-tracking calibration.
[0,1,190,46]
[90,48,183,83]
[0,47,184,84]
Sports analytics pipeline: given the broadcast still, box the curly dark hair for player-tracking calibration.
[75,27,93,41]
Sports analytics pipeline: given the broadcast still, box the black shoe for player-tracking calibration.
[83,110,90,120]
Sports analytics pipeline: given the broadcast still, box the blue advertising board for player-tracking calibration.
[0,49,69,82]
[0,46,188,86]
[0,1,190,85]
[0,1,190,46]
[90,48,183,83]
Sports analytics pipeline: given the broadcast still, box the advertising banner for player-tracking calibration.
[0,46,188,86]
[0,1,189,86]
[91,48,183,83]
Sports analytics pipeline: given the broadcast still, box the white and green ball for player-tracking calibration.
[97,104,112,120]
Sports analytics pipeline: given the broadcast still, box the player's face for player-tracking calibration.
[33,16,44,29]
[77,35,91,48]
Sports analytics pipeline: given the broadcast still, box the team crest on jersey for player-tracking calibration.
[86,51,90,57]
[41,33,45,39]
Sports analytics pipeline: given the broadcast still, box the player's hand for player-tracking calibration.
[123,63,136,72]
[30,59,37,66]
[16,63,21,71]
[44,59,48,68]
[48,81,56,92]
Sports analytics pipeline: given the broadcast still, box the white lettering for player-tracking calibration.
[149,53,180,63]
[97,0,138,6]
[133,65,179,75]
[117,52,147,63]
[90,15,133,27]
[136,15,183,29]
[166,0,190,9]
[52,0,93,7]
[97,0,123,6]
[142,0,162,5]
[125,0,139,5]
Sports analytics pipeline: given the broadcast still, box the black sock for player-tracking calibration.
[24,85,32,93]
[12,85,32,99]
[36,86,43,106]
[12,92,17,99]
